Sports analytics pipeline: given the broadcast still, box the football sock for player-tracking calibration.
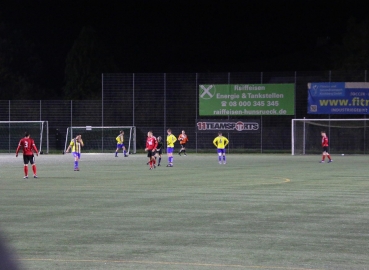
[158,157,161,164]
[218,156,222,162]
[74,161,78,168]
[24,165,28,176]
[153,159,156,165]
[223,156,226,161]
[123,150,127,156]
[327,154,332,160]
[32,164,37,175]
[321,155,325,161]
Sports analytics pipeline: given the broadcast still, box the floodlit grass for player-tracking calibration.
[0,153,368,270]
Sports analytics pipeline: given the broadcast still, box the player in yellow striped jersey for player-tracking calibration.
[213,132,229,164]
[115,130,127,157]
[166,128,177,167]
[65,134,84,171]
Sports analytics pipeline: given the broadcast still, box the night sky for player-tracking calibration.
[1,1,367,79]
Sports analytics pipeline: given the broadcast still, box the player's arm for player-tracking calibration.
[79,139,84,147]
[32,141,39,156]
[224,138,229,147]
[172,135,177,143]
[65,141,73,153]
[213,138,218,147]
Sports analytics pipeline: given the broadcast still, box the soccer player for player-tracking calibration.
[155,136,164,166]
[178,130,189,156]
[16,132,39,179]
[320,131,333,163]
[65,134,84,171]
[115,130,128,157]
[213,132,229,164]
[166,128,177,167]
[145,131,158,170]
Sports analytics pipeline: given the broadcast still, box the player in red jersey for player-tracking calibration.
[16,132,39,178]
[145,131,158,170]
[320,131,332,163]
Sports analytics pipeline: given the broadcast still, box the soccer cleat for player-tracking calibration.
[223,162,226,164]
[328,160,333,163]
[166,164,173,167]
[23,176,28,179]
[124,155,128,157]
[158,164,161,166]
[178,152,181,156]
[319,161,325,163]
[74,168,79,171]
[149,167,153,170]
[219,162,222,164]
[154,165,156,169]
[33,175,38,178]
[184,154,187,156]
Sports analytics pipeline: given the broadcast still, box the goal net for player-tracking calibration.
[64,126,136,154]
[0,121,49,154]
[292,119,369,155]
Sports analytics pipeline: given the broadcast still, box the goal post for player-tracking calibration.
[292,118,369,155]
[0,121,49,154]
[64,126,136,154]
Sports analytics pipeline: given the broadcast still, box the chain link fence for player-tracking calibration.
[1,71,368,153]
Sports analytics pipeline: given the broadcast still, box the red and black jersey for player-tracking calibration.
[322,136,329,147]
[146,136,158,150]
[16,138,38,156]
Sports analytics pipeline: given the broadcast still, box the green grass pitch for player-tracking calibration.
[0,153,368,270]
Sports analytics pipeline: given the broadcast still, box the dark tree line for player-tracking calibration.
[1,19,369,100]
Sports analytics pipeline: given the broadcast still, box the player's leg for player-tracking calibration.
[115,144,121,157]
[327,152,333,162]
[217,149,223,164]
[73,152,80,171]
[23,155,29,178]
[158,152,162,166]
[167,147,174,167]
[183,144,187,156]
[123,145,128,157]
[222,151,226,164]
[29,155,37,178]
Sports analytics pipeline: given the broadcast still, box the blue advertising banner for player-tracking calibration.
[308,82,369,114]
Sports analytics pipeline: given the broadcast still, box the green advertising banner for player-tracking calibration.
[199,84,295,116]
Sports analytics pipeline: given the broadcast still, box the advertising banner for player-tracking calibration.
[308,82,369,114]
[199,84,295,116]
[197,119,260,133]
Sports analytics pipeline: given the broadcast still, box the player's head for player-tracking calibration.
[218,132,222,136]
[76,135,82,140]
[321,131,326,136]
[182,130,185,134]
[24,132,30,137]
[167,128,172,134]
[120,130,124,135]
[157,136,162,142]
[147,131,153,137]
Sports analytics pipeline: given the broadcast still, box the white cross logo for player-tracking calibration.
[200,85,215,99]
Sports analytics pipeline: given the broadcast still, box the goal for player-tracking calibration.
[0,121,49,154]
[64,126,136,154]
[291,119,369,155]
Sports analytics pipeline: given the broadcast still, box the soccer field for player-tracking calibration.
[0,153,368,270]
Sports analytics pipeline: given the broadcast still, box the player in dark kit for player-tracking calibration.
[145,131,158,170]
[16,132,39,179]
[154,136,164,166]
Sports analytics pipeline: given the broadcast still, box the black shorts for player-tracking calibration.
[147,150,155,158]
[23,155,35,165]
[155,149,162,155]
[322,146,328,152]
[180,143,186,148]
